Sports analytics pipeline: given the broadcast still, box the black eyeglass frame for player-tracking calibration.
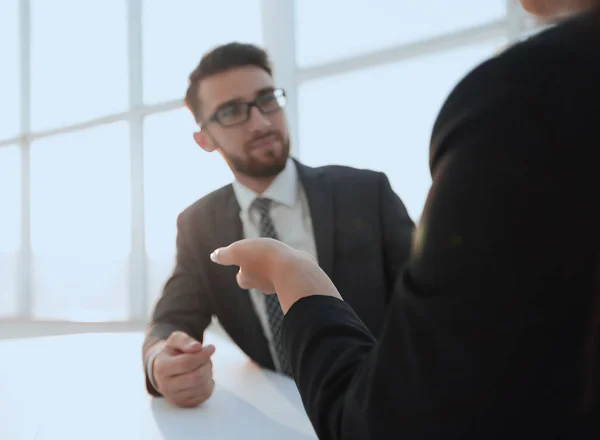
[198,88,287,130]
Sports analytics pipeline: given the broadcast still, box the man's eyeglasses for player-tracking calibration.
[201,88,287,129]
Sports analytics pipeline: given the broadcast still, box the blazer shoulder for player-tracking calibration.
[309,163,385,183]
[177,184,234,227]
[430,11,600,171]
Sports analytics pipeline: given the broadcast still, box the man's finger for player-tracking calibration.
[166,331,202,353]
[167,345,216,376]
[172,378,215,407]
[169,361,213,393]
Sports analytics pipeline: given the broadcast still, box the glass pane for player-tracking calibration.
[30,122,131,321]
[295,0,507,68]
[142,0,263,104]
[0,145,21,317]
[0,0,20,140]
[298,38,505,220]
[143,108,232,306]
[31,0,128,131]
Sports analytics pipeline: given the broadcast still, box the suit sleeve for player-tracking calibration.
[377,172,414,296]
[282,52,585,439]
[142,212,214,396]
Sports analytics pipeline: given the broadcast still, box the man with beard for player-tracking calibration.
[141,42,415,408]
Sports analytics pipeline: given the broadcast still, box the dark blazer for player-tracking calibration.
[143,159,414,395]
[282,10,600,440]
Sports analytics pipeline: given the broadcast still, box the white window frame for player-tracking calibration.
[0,0,532,323]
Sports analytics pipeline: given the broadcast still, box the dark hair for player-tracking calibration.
[184,42,273,124]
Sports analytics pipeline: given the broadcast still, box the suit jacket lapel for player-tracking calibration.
[213,187,275,369]
[214,187,244,248]
[295,160,335,278]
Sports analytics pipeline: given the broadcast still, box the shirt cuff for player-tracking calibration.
[146,345,163,392]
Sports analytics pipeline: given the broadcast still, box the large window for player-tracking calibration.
[0,0,20,141]
[1,0,263,322]
[0,146,21,318]
[30,122,131,321]
[30,0,128,131]
[298,38,506,219]
[294,0,506,68]
[1,1,535,322]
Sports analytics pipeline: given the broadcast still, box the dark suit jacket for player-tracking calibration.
[143,159,414,395]
[282,9,600,440]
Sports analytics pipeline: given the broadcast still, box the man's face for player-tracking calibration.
[194,66,290,179]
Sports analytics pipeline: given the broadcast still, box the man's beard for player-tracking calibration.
[219,131,290,179]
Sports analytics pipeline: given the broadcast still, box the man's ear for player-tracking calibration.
[193,131,216,152]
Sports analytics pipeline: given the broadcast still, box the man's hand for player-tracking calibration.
[152,331,216,408]
[210,237,342,314]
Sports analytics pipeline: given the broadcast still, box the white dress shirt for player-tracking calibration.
[232,158,318,371]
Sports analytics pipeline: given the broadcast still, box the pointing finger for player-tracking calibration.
[210,238,284,268]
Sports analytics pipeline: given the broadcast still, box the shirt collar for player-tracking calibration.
[232,158,299,214]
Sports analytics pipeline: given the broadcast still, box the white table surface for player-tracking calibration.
[0,330,317,440]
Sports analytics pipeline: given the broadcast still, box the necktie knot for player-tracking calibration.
[252,197,273,216]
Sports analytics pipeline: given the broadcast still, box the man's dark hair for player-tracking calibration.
[184,42,273,124]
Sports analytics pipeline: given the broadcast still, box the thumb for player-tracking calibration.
[166,331,202,353]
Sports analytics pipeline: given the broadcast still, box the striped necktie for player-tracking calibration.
[251,197,292,376]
